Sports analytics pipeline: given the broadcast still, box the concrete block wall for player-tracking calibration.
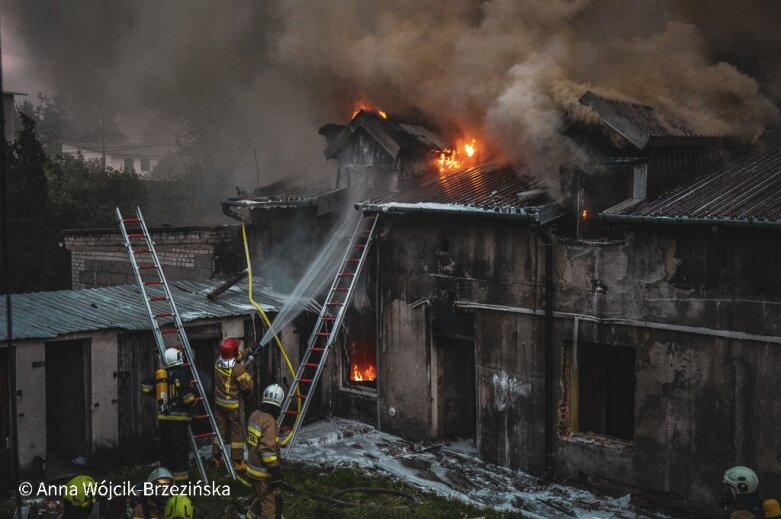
[64,226,242,289]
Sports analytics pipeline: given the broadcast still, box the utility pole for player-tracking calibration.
[253,146,260,190]
[101,112,106,171]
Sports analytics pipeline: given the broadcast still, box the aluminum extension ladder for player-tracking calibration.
[116,207,236,482]
[277,213,379,455]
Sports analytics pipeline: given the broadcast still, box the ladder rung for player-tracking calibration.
[193,414,209,420]
[310,348,324,352]
[345,259,360,263]
[138,264,157,269]
[280,426,292,432]
[291,394,307,399]
[317,332,329,337]
[148,296,168,302]
[354,244,366,248]
[193,432,214,439]
[155,313,174,318]
[325,302,343,306]
[123,217,140,223]
[161,329,179,334]
[127,233,146,238]
[323,317,336,321]
[304,363,319,367]
[133,248,151,254]
[144,281,161,286]
[334,288,348,292]
[338,273,355,277]
[285,410,299,415]
[300,378,313,383]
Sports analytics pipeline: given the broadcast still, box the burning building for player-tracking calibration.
[222,95,780,515]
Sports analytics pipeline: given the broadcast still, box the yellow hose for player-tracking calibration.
[241,223,301,446]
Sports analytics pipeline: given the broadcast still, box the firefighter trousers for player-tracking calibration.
[159,420,190,481]
[248,479,282,519]
[213,405,245,461]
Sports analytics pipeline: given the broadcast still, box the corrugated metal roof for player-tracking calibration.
[580,91,718,149]
[602,129,781,227]
[356,162,561,223]
[1,279,284,341]
[324,110,447,159]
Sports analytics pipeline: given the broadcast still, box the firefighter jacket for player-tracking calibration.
[214,357,253,411]
[246,410,280,480]
[141,366,196,421]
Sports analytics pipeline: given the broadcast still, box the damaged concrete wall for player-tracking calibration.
[553,226,781,514]
[65,226,242,289]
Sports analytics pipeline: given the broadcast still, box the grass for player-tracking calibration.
[1,461,519,519]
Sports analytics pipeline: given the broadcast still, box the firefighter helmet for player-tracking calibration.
[262,383,285,407]
[219,337,240,360]
[723,466,759,495]
[764,499,781,518]
[63,475,97,509]
[148,466,174,485]
[164,348,183,367]
[164,495,194,519]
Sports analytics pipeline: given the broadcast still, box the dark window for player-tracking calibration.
[140,158,151,171]
[577,342,635,440]
[440,239,449,253]
[123,158,135,170]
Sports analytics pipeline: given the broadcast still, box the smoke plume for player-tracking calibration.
[3,0,780,185]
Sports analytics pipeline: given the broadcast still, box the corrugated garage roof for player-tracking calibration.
[602,129,781,228]
[1,279,284,341]
[356,162,561,223]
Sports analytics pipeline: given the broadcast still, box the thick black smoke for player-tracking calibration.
[3,0,780,184]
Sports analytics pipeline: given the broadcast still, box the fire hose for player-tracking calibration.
[240,224,302,446]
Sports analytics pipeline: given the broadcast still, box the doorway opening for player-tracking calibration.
[45,339,90,467]
[434,336,476,439]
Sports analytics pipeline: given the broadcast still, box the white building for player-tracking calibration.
[61,142,174,175]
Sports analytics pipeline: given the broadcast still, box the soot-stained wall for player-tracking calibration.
[371,212,781,516]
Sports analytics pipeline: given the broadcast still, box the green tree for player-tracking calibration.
[4,113,61,292]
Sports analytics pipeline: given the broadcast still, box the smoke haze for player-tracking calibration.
[3,0,780,183]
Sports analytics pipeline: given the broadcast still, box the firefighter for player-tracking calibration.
[128,467,174,519]
[141,348,197,483]
[213,337,254,471]
[57,475,97,519]
[163,495,194,519]
[246,384,285,519]
[722,466,764,518]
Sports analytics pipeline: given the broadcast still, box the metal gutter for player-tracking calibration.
[356,201,563,224]
[453,301,781,345]
[599,211,781,230]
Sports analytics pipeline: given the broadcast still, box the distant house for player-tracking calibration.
[61,142,175,175]
[2,91,26,142]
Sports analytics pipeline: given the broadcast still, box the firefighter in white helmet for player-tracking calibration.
[141,348,197,483]
[721,466,763,518]
[246,383,284,519]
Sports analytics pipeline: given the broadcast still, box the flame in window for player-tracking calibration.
[351,360,377,382]
[437,139,479,173]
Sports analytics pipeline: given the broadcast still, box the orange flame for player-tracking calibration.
[351,102,388,120]
[351,360,377,382]
[581,208,589,219]
[437,138,479,173]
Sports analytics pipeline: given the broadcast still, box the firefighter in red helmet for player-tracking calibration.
[212,337,254,471]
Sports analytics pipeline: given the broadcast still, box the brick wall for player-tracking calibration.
[64,226,242,289]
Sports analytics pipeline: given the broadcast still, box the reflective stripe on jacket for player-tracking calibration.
[246,410,280,481]
[214,359,253,410]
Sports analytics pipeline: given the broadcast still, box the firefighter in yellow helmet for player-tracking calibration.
[164,495,194,519]
[141,348,197,482]
[246,384,284,519]
[57,475,97,519]
[213,337,253,472]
